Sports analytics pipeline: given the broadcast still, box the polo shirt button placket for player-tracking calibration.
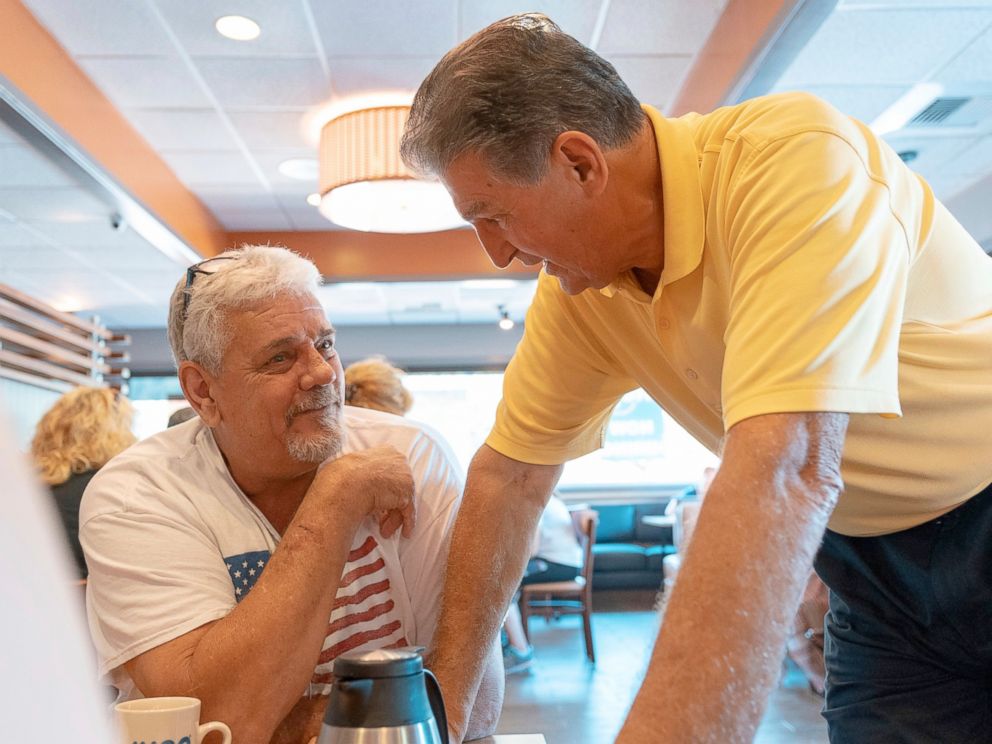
[658,318,671,330]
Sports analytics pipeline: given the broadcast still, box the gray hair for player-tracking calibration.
[167,245,321,375]
[400,13,644,185]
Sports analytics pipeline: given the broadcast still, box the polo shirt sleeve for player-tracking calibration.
[721,128,909,430]
[486,273,638,464]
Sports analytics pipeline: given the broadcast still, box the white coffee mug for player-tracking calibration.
[115,696,231,744]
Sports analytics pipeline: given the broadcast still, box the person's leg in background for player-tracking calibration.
[815,481,992,743]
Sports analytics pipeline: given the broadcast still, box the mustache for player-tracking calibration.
[285,386,340,423]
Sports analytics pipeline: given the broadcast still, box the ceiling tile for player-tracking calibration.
[124,109,235,151]
[209,209,293,231]
[158,150,262,187]
[607,56,693,110]
[286,209,335,230]
[775,85,908,125]
[311,0,458,57]
[327,57,440,98]
[881,134,974,183]
[598,0,726,55]
[154,0,321,58]
[0,145,77,187]
[77,56,212,108]
[196,57,331,107]
[457,1,601,43]
[0,188,109,223]
[0,119,26,145]
[227,110,312,149]
[0,244,80,270]
[22,0,173,56]
[250,149,320,186]
[942,133,992,176]
[69,245,184,274]
[193,187,281,214]
[935,22,992,86]
[0,221,46,247]
[776,8,992,87]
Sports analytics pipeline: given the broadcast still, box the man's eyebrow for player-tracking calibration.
[260,328,334,354]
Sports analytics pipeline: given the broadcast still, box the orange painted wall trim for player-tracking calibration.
[228,230,540,281]
[668,0,800,116]
[0,0,226,257]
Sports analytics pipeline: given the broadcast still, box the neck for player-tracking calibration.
[611,119,666,293]
[214,431,317,534]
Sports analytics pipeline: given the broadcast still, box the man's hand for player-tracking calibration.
[429,446,561,741]
[314,446,416,537]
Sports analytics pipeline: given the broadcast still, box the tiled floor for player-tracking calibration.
[495,590,828,744]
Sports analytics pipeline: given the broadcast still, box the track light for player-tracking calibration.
[498,305,515,331]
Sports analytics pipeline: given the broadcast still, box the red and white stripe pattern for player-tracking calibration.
[310,534,409,690]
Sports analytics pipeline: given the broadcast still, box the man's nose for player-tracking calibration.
[300,347,334,389]
[475,224,515,270]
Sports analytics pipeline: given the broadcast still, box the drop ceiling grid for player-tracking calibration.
[770,3,992,198]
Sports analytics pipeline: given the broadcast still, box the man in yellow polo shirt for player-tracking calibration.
[402,13,992,743]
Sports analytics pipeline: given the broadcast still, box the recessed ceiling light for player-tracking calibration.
[215,15,261,41]
[278,158,319,181]
[306,192,322,207]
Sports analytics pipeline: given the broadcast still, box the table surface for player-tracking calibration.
[640,513,676,527]
[477,736,547,743]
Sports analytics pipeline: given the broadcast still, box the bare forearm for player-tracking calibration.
[431,446,560,740]
[138,501,363,743]
[618,413,846,743]
[464,638,505,741]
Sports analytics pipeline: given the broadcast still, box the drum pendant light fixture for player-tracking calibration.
[317,104,465,233]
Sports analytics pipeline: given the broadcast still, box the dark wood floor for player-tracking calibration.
[495,590,828,744]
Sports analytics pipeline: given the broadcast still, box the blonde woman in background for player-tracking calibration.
[31,386,136,578]
[344,356,413,416]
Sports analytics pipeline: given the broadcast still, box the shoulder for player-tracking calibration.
[343,406,462,477]
[712,92,857,148]
[80,420,217,522]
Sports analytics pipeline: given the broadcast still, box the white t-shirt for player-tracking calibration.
[81,406,462,700]
[536,495,582,568]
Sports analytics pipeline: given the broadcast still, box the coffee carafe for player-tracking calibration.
[317,647,448,744]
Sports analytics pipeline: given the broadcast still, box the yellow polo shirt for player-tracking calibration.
[487,92,992,537]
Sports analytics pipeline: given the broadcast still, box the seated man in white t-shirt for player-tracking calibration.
[81,246,502,744]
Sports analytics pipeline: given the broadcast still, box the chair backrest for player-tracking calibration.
[569,509,599,585]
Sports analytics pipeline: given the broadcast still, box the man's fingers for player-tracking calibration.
[379,509,403,538]
[401,500,416,538]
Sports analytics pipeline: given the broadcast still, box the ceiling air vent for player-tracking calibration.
[908,97,971,127]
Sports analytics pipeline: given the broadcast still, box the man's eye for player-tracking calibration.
[269,353,288,364]
[318,339,335,353]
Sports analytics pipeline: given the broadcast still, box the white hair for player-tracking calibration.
[167,245,321,375]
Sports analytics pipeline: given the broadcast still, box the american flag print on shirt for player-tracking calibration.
[310,534,409,690]
[225,550,270,600]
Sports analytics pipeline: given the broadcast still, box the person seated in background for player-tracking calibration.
[81,246,502,744]
[344,356,414,416]
[166,404,197,428]
[30,386,136,578]
[501,493,582,673]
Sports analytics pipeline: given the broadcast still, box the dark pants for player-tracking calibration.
[520,559,579,585]
[814,480,992,743]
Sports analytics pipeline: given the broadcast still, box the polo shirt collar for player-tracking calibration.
[600,104,705,301]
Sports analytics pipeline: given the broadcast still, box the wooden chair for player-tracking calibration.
[518,508,599,663]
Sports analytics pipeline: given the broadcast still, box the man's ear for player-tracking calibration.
[550,131,609,196]
[178,361,221,427]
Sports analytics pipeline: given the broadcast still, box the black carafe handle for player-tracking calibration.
[423,669,449,744]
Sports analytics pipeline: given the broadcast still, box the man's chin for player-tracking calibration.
[286,419,343,463]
